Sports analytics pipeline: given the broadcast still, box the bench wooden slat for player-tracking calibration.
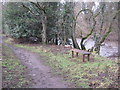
[71,49,90,55]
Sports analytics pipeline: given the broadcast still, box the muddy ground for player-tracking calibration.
[3,43,72,88]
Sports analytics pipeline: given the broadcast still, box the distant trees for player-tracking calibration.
[91,2,119,54]
[2,1,119,54]
[61,2,75,46]
[3,2,43,43]
[20,2,59,44]
[3,2,75,45]
[3,2,59,43]
[74,2,119,54]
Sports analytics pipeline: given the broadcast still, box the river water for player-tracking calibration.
[76,38,118,58]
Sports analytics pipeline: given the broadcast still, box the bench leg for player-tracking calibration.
[76,52,78,57]
[82,55,85,62]
[88,54,90,61]
[72,51,74,58]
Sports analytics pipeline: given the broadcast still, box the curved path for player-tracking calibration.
[3,43,70,88]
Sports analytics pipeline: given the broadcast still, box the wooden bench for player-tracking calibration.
[71,49,91,62]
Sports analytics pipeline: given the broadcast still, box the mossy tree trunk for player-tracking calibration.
[41,11,47,44]
[93,9,120,54]
[75,9,98,50]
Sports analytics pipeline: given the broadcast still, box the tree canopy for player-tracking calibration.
[2,1,119,54]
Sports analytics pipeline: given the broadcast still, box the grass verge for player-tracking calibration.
[4,37,119,88]
[2,45,30,88]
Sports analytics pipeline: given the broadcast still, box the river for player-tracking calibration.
[76,38,118,58]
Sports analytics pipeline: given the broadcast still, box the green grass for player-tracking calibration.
[2,45,30,88]
[4,37,118,88]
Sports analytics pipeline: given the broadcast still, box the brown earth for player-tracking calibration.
[3,43,71,88]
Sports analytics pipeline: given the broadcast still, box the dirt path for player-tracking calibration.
[3,43,69,88]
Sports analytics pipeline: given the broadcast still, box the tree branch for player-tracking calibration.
[80,9,99,50]
[30,2,46,14]
[21,3,35,15]
[75,9,93,21]
[100,9,120,44]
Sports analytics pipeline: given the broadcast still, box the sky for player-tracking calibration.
[0,0,120,2]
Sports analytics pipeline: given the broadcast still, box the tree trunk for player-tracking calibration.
[72,35,80,49]
[71,20,80,49]
[94,42,101,54]
[63,30,67,45]
[55,33,58,45]
[71,22,80,49]
[80,38,86,50]
[42,12,47,44]
[93,9,120,54]
[73,9,94,50]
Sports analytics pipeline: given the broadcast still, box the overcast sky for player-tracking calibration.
[0,0,119,2]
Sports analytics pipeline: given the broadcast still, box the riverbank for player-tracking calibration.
[3,36,119,88]
[76,38,118,59]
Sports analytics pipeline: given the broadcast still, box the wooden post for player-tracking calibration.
[82,55,85,62]
[76,52,78,57]
[72,51,74,58]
